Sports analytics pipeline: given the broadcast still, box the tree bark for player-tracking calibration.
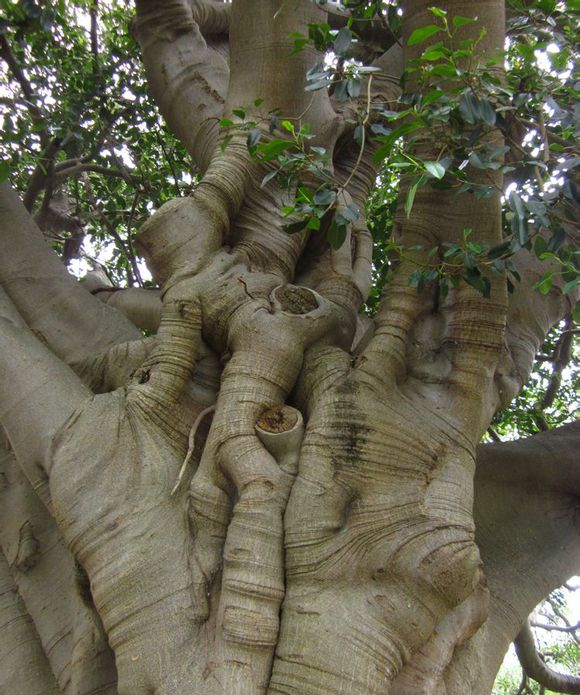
[0,1,578,694]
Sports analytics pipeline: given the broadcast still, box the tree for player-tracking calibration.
[0,1,578,694]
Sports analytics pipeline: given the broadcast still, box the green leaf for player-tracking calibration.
[478,98,496,126]
[573,301,580,323]
[347,78,361,99]
[421,48,448,61]
[256,139,293,160]
[405,176,425,218]
[283,219,310,234]
[424,160,446,179]
[232,108,246,119]
[463,269,491,298]
[534,271,554,295]
[452,15,476,29]
[313,188,336,206]
[459,92,479,124]
[509,190,528,246]
[333,26,352,54]
[562,278,579,295]
[372,122,423,163]
[220,134,233,152]
[0,160,9,183]
[341,204,359,222]
[534,236,548,258]
[547,226,566,252]
[327,220,347,249]
[431,63,459,78]
[408,25,441,47]
[422,89,444,106]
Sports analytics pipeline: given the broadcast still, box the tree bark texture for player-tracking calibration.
[0,2,577,695]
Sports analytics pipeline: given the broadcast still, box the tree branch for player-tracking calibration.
[23,136,67,211]
[444,423,580,695]
[134,0,228,171]
[0,287,90,475]
[92,287,162,333]
[0,182,141,363]
[476,420,580,495]
[54,161,137,183]
[530,620,580,634]
[495,247,577,412]
[515,620,580,695]
[190,0,231,35]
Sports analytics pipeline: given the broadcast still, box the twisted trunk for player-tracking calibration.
[0,2,577,695]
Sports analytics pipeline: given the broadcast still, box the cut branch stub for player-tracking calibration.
[272,285,320,315]
[256,405,305,476]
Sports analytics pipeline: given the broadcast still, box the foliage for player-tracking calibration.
[216,1,580,315]
[0,0,191,286]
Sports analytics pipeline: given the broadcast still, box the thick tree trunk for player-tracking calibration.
[0,1,578,694]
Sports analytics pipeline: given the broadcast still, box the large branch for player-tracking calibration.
[134,0,229,171]
[0,182,141,364]
[444,424,580,695]
[476,421,580,494]
[515,620,580,695]
[91,287,162,333]
[0,287,90,474]
[190,0,231,35]
[495,247,576,410]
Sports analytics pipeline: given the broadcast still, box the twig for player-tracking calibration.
[341,74,374,193]
[531,620,579,634]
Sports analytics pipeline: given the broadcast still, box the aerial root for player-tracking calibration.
[171,405,216,495]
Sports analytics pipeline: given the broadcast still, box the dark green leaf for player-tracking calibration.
[327,220,347,249]
[313,188,337,205]
[547,226,566,252]
[334,26,352,54]
[283,219,310,234]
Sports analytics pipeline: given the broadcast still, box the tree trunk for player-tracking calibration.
[0,1,577,694]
